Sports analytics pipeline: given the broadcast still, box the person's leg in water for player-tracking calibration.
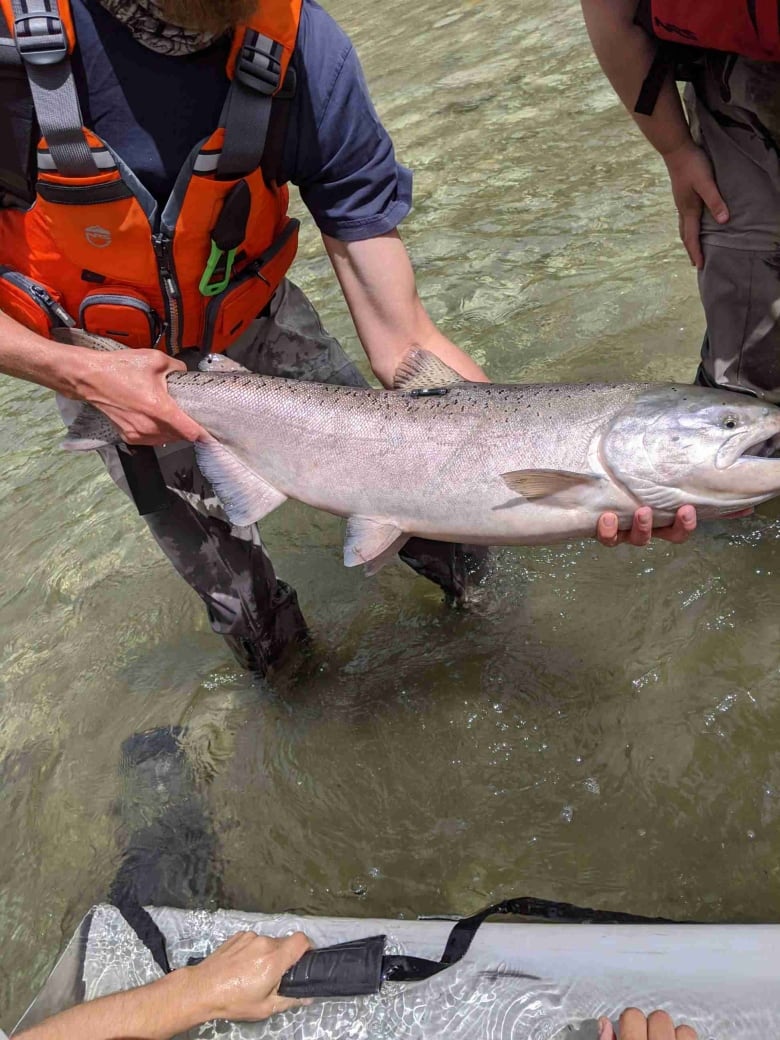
[108,726,223,913]
[686,57,780,399]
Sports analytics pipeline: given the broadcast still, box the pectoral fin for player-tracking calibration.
[392,348,464,391]
[344,516,408,572]
[501,469,604,500]
[194,439,287,526]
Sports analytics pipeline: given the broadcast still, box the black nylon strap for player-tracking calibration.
[115,893,679,997]
[10,0,97,176]
[634,44,674,116]
[108,885,172,975]
[117,445,170,516]
[384,896,678,984]
[217,30,281,178]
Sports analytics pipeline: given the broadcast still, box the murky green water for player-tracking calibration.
[3,0,780,1025]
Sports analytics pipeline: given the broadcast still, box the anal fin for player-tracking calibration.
[194,438,287,526]
[344,516,408,573]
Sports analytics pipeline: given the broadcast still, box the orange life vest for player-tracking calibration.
[634,0,780,114]
[0,0,301,353]
[636,0,780,61]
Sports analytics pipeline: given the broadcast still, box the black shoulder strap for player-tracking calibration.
[9,0,97,175]
[217,29,284,179]
[261,61,296,187]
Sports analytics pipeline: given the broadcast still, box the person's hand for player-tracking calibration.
[186,930,312,1023]
[68,346,207,445]
[599,1008,697,1039]
[662,139,729,269]
[597,505,698,547]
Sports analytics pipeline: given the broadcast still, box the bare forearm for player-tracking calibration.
[0,310,89,397]
[15,968,210,1040]
[581,0,691,156]
[323,231,488,386]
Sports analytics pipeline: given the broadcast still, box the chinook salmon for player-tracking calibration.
[58,330,780,572]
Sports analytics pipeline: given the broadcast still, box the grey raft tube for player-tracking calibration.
[12,897,780,1040]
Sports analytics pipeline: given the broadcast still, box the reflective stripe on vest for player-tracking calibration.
[0,0,302,354]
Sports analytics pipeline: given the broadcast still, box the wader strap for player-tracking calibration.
[10,0,97,176]
[634,44,674,115]
[217,28,282,178]
[115,893,679,998]
[117,444,170,517]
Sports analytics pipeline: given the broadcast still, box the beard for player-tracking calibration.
[158,0,257,33]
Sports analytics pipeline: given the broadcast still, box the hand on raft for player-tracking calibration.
[187,929,313,1022]
[16,930,313,1039]
[599,1008,697,1040]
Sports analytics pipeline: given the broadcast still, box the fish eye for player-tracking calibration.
[723,415,739,429]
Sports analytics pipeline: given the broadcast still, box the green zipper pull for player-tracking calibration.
[199,179,251,297]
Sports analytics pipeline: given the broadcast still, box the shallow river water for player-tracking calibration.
[3,0,780,1025]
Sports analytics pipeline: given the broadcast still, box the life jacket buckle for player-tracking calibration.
[14,12,67,66]
[235,32,282,95]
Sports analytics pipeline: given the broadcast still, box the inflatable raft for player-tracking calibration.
[13,900,780,1038]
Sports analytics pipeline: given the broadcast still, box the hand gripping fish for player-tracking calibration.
[58,329,780,573]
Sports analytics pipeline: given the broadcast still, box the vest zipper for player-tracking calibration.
[0,268,76,327]
[152,233,182,354]
[29,284,76,328]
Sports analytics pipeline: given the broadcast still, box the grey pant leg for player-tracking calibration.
[100,437,308,674]
[696,247,780,398]
[229,279,488,600]
[685,58,780,397]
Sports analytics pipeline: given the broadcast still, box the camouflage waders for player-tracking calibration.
[82,280,484,674]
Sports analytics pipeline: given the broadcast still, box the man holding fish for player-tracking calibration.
[0,0,699,672]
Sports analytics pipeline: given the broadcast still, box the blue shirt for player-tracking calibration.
[70,0,413,241]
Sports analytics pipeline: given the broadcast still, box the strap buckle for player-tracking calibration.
[14,11,67,65]
[235,31,282,95]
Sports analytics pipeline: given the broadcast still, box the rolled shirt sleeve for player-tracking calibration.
[283,2,413,241]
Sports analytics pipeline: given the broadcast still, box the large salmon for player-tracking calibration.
[59,330,780,572]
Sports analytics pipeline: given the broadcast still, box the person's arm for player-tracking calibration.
[323,230,488,386]
[14,931,311,1040]
[0,311,205,446]
[599,1007,697,1039]
[580,0,728,269]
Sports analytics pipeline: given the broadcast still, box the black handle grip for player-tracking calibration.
[277,935,386,998]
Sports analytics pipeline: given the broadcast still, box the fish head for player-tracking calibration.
[602,385,780,515]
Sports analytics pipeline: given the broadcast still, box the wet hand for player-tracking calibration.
[599,1008,697,1040]
[597,505,697,547]
[187,930,312,1023]
[70,347,207,445]
[662,140,729,269]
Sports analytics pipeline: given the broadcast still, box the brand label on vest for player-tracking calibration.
[85,226,112,248]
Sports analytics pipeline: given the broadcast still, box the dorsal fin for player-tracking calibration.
[393,348,464,391]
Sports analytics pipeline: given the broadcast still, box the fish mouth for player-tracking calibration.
[738,433,780,460]
[719,430,780,467]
